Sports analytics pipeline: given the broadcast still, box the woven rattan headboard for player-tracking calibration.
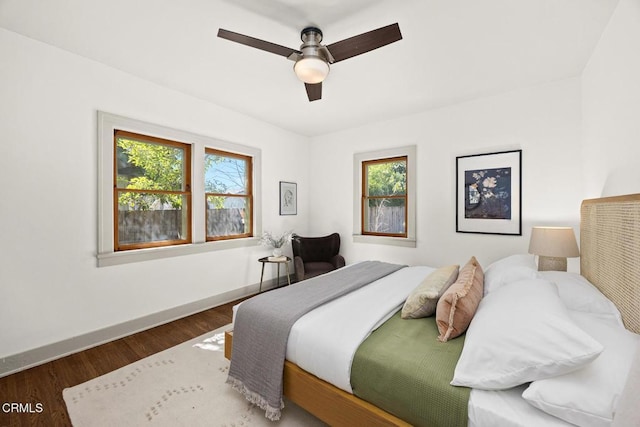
[581,194,640,333]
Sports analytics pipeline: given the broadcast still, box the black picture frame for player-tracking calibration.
[456,149,522,235]
[279,181,297,215]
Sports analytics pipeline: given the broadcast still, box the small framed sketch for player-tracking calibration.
[279,181,297,215]
[456,150,522,235]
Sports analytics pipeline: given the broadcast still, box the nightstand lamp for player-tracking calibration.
[528,226,580,271]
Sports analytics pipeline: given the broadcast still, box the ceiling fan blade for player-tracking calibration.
[305,82,322,102]
[326,23,402,63]
[218,28,301,58]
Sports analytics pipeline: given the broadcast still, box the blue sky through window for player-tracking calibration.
[204,154,247,195]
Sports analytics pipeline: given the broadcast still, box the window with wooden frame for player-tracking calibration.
[204,148,253,241]
[99,112,263,266]
[362,156,408,237]
[114,130,192,251]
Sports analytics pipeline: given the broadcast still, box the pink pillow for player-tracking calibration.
[436,256,484,342]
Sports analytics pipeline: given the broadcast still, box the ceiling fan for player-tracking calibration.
[217,23,402,102]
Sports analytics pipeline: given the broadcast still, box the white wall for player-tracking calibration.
[582,0,640,198]
[309,78,584,270]
[3,0,639,372]
[0,29,311,361]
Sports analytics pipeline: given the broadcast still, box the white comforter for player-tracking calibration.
[285,265,434,393]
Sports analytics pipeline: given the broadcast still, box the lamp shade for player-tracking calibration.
[294,56,329,84]
[528,227,580,258]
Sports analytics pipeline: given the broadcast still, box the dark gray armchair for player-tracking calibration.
[291,233,346,281]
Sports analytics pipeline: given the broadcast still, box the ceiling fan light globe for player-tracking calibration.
[294,57,329,84]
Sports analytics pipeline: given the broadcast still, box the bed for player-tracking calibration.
[225,194,640,426]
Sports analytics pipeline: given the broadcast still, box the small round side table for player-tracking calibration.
[258,256,291,292]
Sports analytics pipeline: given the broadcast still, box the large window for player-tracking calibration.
[98,112,262,266]
[114,131,192,251]
[353,146,416,247]
[205,149,252,241]
[362,156,407,237]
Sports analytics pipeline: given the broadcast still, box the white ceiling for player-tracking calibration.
[0,0,619,137]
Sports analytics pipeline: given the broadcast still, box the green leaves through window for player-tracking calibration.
[114,130,191,250]
[362,156,407,237]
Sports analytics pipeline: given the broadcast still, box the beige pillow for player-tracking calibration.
[436,256,484,342]
[401,265,460,319]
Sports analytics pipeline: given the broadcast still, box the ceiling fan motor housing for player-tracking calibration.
[301,27,322,42]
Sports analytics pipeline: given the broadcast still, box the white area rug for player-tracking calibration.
[63,325,326,426]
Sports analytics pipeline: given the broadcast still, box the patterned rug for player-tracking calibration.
[63,325,326,426]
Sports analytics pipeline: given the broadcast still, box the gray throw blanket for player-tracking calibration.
[226,261,405,420]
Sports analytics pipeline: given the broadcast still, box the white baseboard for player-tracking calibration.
[0,279,280,379]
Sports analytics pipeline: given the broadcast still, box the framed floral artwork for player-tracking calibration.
[279,181,297,215]
[456,150,522,235]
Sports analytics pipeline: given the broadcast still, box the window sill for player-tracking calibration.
[352,234,417,248]
[97,237,259,267]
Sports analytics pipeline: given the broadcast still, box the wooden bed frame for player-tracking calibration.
[225,193,640,426]
[224,331,409,426]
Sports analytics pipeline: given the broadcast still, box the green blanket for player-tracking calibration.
[351,312,470,427]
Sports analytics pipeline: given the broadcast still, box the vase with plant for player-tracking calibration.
[259,231,292,257]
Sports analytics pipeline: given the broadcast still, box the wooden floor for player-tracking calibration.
[0,299,241,427]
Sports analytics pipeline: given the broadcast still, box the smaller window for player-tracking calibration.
[205,148,253,241]
[362,156,408,237]
[114,130,192,251]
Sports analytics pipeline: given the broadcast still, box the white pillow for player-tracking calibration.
[523,311,639,427]
[451,279,603,390]
[483,254,538,295]
[539,271,624,325]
